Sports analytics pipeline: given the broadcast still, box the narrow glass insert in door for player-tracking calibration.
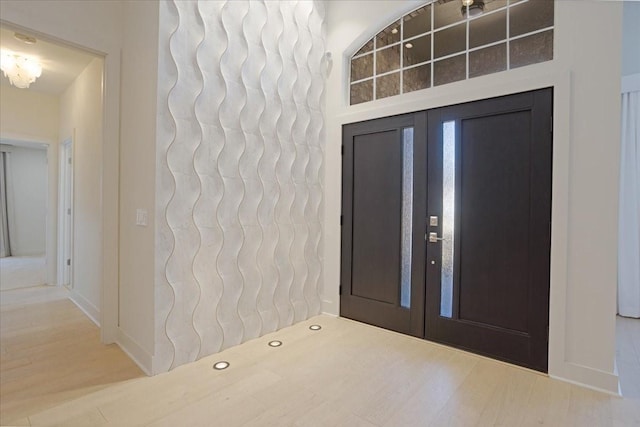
[440,121,455,317]
[400,127,414,308]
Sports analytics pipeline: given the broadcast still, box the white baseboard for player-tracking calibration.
[68,289,152,376]
[320,311,339,318]
[321,298,339,316]
[69,290,100,327]
[116,329,153,376]
[550,361,620,396]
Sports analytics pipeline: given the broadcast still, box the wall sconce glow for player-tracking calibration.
[0,52,43,89]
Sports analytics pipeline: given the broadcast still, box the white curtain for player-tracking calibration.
[0,151,11,258]
[618,84,640,318]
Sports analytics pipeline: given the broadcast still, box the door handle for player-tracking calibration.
[428,232,446,243]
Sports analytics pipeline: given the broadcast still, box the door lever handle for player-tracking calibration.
[428,232,446,243]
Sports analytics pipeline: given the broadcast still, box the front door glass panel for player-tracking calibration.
[440,120,455,318]
[400,127,414,308]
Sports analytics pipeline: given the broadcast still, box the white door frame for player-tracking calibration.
[58,137,74,288]
[1,15,120,345]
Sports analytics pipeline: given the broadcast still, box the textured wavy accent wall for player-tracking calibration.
[154,0,326,372]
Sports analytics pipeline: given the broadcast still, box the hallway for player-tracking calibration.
[0,286,143,425]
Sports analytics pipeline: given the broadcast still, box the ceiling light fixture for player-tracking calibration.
[405,43,414,49]
[309,324,322,331]
[14,33,37,45]
[268,340,283,347]
[391,28,399,34]
[461,0,485,18]
[0,51,42,89]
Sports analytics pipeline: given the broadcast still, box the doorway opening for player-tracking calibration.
[0,22,105,324]
[0,140,48,291]
[341,88,553,372]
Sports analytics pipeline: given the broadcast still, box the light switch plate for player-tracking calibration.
[136,209,148,226]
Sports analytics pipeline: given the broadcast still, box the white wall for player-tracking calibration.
[3,146,47,256]
[622,1,640,77]
[59,58,104,324]
[0,85,59,283]
[153,0,326,373]
[118,0,160,372]
[0,86,59,142]
[324,0,622,393]
[1,0,123,342]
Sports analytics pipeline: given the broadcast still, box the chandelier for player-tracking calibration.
[0,52,42,89]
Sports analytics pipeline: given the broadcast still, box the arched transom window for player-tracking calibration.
[350,0,554,105]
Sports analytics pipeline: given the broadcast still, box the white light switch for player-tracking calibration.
[136,209,148,226]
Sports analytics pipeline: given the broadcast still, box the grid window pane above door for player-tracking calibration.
[349,0,555,106]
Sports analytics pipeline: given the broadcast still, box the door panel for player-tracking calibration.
[425,89,552,372]
[351,131,402,304]
[458,111,531,332]
[341,114,427,337]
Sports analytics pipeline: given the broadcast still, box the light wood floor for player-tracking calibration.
[0,257,47,291]
[1,289,639,426]
[0,287,144,425]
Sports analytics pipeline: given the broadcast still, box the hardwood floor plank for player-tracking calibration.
[428,359,510,426]
[475,366,537,426]
[520,375,571,427]
[39,407,108,427]
[100,369,282,426]
[242,379,325,427]
[381,349,479,427]
[567,385,614,427]
[0,285,68,308]
[146,395,268,427]
[0,356,31,372]
[5,416,31,426]
[292,401,378,427]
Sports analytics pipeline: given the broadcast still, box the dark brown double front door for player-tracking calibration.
[340,88,552,372]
